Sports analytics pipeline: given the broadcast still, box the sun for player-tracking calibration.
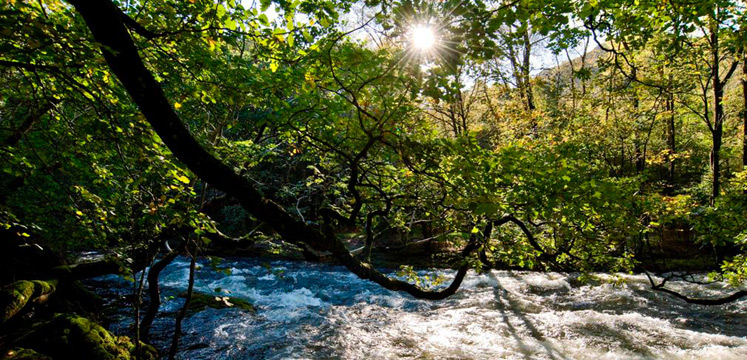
[411,24,436,51]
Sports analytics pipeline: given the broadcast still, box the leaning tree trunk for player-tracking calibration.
[168,243,196,360]
[140,250,179,339]
[66,0,479,302]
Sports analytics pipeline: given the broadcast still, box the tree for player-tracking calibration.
[62,0,484,300]
[4,6,747,359]
[583,0,744,203]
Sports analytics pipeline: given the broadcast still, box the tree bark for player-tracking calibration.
[168,246,195,360]
[667,77,676,193]
[709,19,723,205]
[140,250,179,339]
[522,27,535,113]
[742,53,746,169]
[633,87,645,174]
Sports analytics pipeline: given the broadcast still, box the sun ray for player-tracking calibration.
[393,0,469,69]
[411,24,437,51]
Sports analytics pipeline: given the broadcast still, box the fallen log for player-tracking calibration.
[51,257,128,280]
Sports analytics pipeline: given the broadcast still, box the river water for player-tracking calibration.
[89,257,747,359]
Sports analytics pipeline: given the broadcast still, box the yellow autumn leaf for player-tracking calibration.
[176,175,190,184]
[174,102,182,109]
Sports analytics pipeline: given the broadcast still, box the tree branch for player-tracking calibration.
[645,272,747,305]
[67,0,476,300]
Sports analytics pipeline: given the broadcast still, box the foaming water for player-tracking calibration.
[89,258,747,359]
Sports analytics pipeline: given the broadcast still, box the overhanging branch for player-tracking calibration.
[66,0,476,300]
[645,272,747,305]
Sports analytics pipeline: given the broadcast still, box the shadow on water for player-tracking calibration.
[626,282,747,338]
[553,272,747,338]
[495,271,747,358]
[488,272,570,360]
[492,271,675,359]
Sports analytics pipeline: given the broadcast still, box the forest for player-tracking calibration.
[1,0,747,358]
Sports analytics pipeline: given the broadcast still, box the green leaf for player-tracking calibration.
[260,0,271,12]
[474,203,500,215]
[286,14,295,31]
[259,14,269,26]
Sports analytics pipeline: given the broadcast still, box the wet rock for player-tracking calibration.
[179,292,255,314]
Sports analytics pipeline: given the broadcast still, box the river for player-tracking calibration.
[88,257,747,359]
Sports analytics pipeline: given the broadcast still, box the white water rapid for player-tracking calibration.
[89,257,747,359]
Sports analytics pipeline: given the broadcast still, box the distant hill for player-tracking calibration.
[535,45,610,90]
[536,43,743,93]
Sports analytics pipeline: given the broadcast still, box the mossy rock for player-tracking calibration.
[18,314,157,360]
[1,280,56,323]
[1,348,53,360]
[179,292,255,313]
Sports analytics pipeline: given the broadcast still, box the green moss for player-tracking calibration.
[1,281,35,323]
[31,280,55,296]
[1,348,52,360]
[19,314,157,360]
[180,292,256,313]
[1,280,55,323]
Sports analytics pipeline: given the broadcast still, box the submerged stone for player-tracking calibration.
[179,292,256,313]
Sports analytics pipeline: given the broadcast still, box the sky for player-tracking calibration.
[239,0,602,85]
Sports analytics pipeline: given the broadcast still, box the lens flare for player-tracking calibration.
[411,24,436,51]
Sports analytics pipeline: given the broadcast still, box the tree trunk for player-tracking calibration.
[742,54,746,169]
[140,250,179,339]
[521,26,537,136]
[634,142,644,174]
[666,83,676,194]
[169,244,195,360]
[633,88,644,174]
[522,28,535,113]
[710,21,723,205]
